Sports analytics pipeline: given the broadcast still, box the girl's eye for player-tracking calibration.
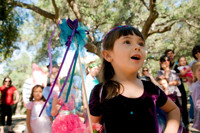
[124,40,131,44]
[138,42,145,46]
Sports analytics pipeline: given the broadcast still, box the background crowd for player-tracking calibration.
[0,45,200,133]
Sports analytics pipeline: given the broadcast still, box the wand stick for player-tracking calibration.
[76,44,93,132]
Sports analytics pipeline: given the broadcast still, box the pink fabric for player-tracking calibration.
[52,94,103,133]
[52,94,85,133]
[60,95,75,111]
[178,66,193,82]
[26,101,34,110]
[52,114,86,133]
[32,63,47,86]
[182,67,193,82]
[25,101,52,133]
[52,94,94,133]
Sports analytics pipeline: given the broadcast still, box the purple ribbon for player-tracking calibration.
[48,20,60,75]
[39,19,79,117]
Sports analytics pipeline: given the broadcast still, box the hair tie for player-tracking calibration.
[103,25,132,41]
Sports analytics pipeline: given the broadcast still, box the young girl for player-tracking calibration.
[89,25,180,133]
[25,85,52,133]
[51,94,87,133]
[177,56,193,83]
[191,62,200,131]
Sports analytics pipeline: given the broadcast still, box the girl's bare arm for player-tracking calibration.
[90,115,102,123]
[26,109,33,133]
[160,98,180,133]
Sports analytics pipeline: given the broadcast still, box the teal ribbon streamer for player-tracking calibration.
[39,18,88,117]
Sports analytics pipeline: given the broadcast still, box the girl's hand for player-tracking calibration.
[168,80,179,86]
[51,96,61,117]
[162,64,166,70]
[187,67,191,72]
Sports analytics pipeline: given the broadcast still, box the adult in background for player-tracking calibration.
[164,49,177,70]
[140,67,160,86]
[157,55,181,105]
[0,77,19,133]
[165,49,189,129]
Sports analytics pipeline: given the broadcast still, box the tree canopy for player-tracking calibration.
[1,0,200,69]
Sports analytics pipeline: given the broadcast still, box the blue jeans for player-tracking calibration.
[189,95,194,119]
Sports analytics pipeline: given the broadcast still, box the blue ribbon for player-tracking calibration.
[39,18,88,117]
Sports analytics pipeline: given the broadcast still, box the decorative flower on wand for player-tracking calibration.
[92,123,103,133]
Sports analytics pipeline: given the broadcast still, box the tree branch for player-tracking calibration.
[52,0,59,22]
[142,0,159,40]
[184,20,200,29]
[9,1,56,21]
[148,21,176,36]
[66,0,83,23]
[141,0,149,10]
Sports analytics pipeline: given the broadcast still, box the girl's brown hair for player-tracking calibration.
[29,85,46,101]
[101,26,144,102]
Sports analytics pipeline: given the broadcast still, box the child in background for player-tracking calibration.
[177,56,193,83]
[85,61,99,102]
[156,77,181,110]
[51,95,87,133]
[156,77,168,95]
[89,25,180,133]
[25,85,52,133]
[191,62,200,131]
[51,94,103,133]
[43,61,60,120]
[156,77,187,133]
[188,45,200,123]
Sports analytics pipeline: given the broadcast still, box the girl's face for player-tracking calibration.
[105,34,146,74]
[33,87,43,101]
[4,78,11,88]
[178,57,187,66]
[195,66,200,81]
[158,79,168,90]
